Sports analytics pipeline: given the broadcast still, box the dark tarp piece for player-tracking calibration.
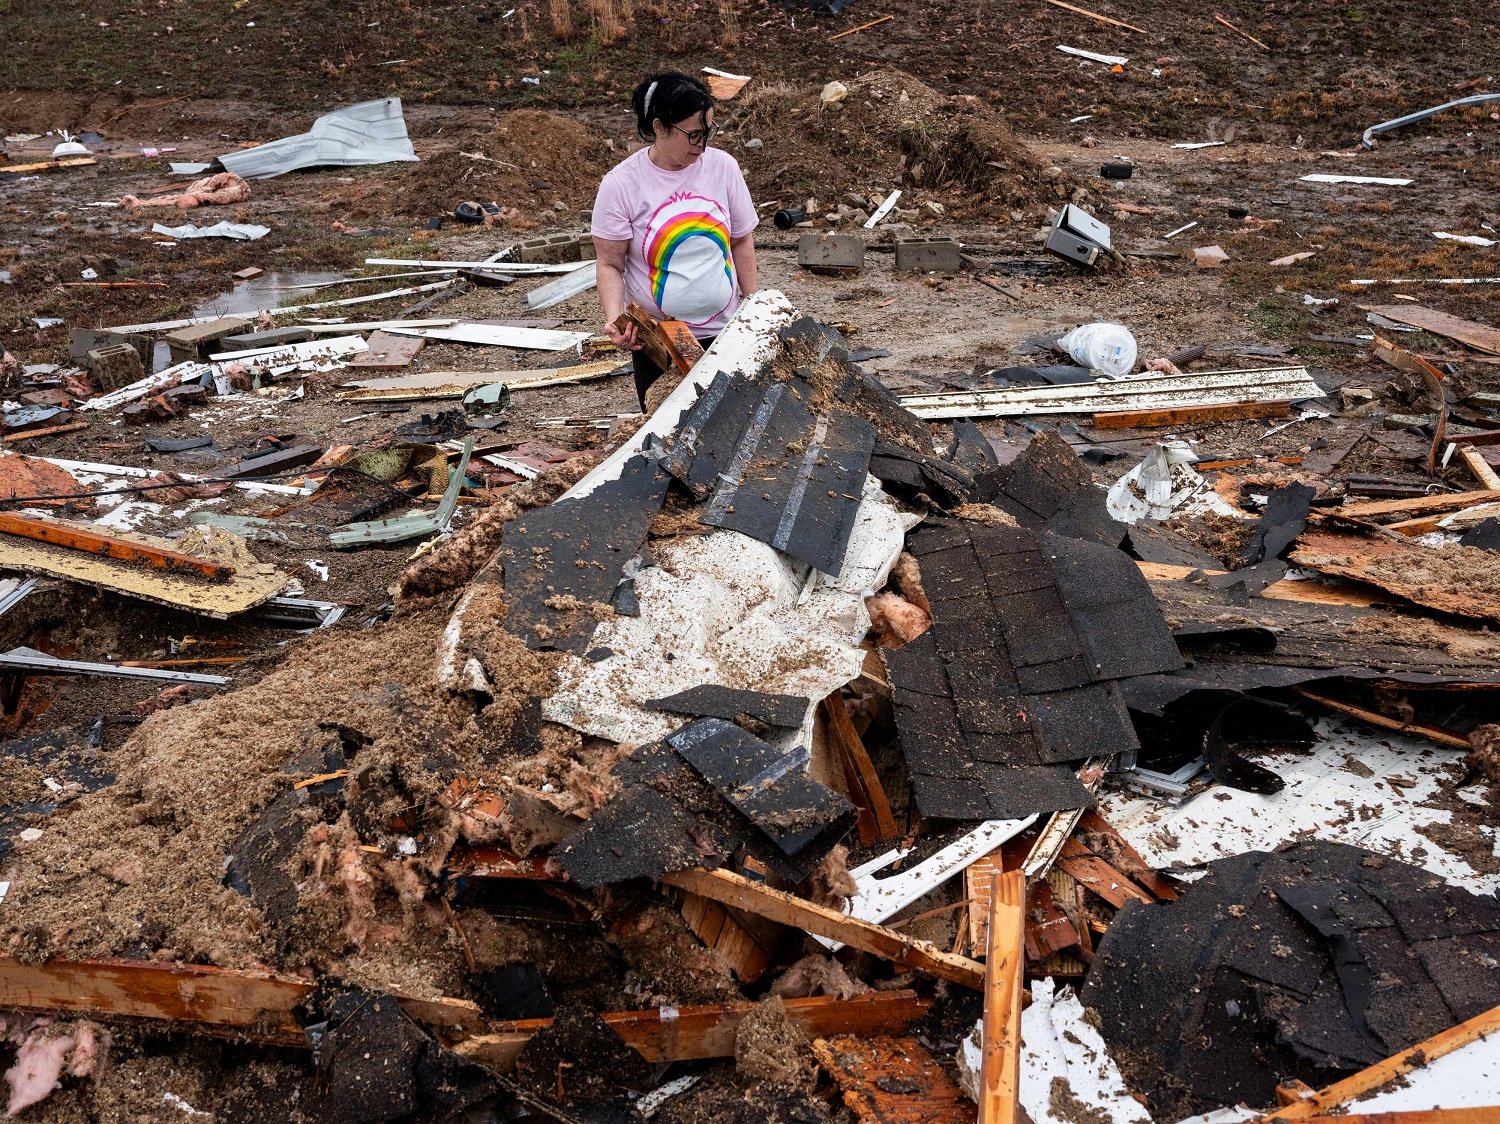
[1242,481,1317,566]
[645,684,811,730]
[701,381,876,575]
[499,455,670,653]
[1084,840,1500,1122]
[974,430,1124,545]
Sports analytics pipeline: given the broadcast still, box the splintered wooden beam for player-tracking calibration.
[1459,445,1500,490]
[979,871,1025,1124]
[1294,688,1470,749]
[661,867,987,989]
[615,303,703,377]
[1255,1003,1500,1120]
[1338,489,1500,520]
[821,696,900,842]
[0,956,484,1044]
[0,512,230,580]
[1091,399,1290,429]
[455,991,932,1071]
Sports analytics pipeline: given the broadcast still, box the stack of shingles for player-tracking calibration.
[884,431,1184,820]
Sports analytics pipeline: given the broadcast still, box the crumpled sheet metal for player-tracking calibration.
[1106,441,1244,524]
[543,474,909,749]
[958,978,1150,1124]
[1101,717,1497,892]
[216,98,418,180]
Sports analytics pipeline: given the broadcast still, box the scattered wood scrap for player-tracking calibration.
[1290,528,1500,623]
[812,1035,975,1124]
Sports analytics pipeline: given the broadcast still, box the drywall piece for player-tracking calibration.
[958,979,1151,1124]
[700,382,877,575]
[564,290,799,500]
[217,98,418,179]
[383,323,590,351]
[899,366,1323,420]
[1100,717,1496,892]
[0,523,286,618]
[816,816,1038,950]
[543,474,908,751]
[525,260,598,311]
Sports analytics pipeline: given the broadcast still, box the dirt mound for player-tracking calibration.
[725,69,1082,219]
[385,110,614,218]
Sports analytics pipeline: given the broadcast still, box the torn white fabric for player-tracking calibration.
[958,979,1151,1124]
[151,221,270,241]
[1106,441,1244,524]
[543,473,907,749]
[1101,717,1499,892]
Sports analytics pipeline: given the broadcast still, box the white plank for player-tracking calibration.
[364,257,593,273]
[383,324,590,351]
[104,280,454,334]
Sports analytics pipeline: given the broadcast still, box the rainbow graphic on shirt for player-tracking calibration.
[646,208,733,308]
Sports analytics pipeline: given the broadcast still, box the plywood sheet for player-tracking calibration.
[0,523,287,618]
[1290,530,1500,623]
[1361,305,1500,355]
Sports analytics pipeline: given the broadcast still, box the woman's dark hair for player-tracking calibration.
[632,72,714,142]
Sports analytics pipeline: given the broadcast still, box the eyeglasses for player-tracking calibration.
[668,121,719,148]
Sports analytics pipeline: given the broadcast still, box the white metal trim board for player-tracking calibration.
[898,365,1323,419]
[383,324,591,351]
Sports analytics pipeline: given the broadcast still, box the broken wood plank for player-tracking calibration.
[1055,838,1153,909]
[965,854,1008,956]
[822,696,899,841]
[1076,810,1178,900]
[675,891,780,984]
[447,845,567,880]
[1362,305,1500,355]
[1136,560,1384,608]
[660,867,987,989]
[615,302,703,377]
[1294,687,1470,749]
[347,329,425,370]
[0,511,229,579]
[1042,0,1149,34]
[1338,490,1500,520]
[828,13,895,40]
[812,1035,975,1124]
[0,157,97,174]
[456,991,932,1071]
[5,421,90,442]
[1092,399,1290,429]
[980,870,1025,1124]
[1459,445,1500,490]
[1290,528,1500,623]
[1214,12,1270,49]
[0,955,483,1045]
[1255,1003,1500,1120]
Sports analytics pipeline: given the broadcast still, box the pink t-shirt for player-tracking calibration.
[591,146,759,336]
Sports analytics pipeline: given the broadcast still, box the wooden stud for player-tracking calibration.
[660,867,987,989]
[1459,446,1500,490]
[0,511,229,580]
[1041,0,1150,34]
[979,871,1025,1124]
[821,696,899,841]
[1294,688,1470,749]
[1339,490,1500,520]
[1091,400,1290,429]
[1255,1003,1500,1120]
[0,955,482,1044]
[457,990,932,1071]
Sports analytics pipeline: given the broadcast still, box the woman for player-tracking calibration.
[592,71,759,410]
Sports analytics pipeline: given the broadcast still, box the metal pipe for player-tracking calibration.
[1362,93,1500,149]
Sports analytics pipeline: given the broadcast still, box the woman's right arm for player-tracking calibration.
[593,237,639,350]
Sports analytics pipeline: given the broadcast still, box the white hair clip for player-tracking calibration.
[643,80,659,121]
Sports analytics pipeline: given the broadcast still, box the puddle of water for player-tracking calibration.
[188,271,346,320]
[151,271,348,371]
